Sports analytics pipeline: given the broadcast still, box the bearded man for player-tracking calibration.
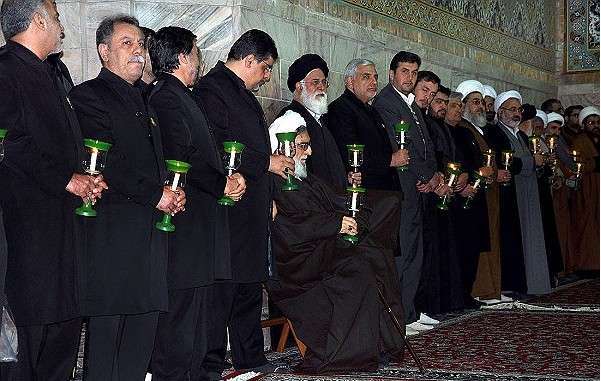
[486,91,550,296]
[482,84,497,124]
[562,105,584,146]
[277,54,348,191]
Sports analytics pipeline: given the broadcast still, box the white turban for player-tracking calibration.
[536,109,548,128]
[494,90,522,113]
[547,112,564,127]
[455,80,485,101]
[482,85,497,99]
[268,110,306,153]
[578,106,600,126]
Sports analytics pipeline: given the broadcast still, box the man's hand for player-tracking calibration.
[496,169,512,183]
[156,186,186,215]
[390,149,409,167]
[460,184,476,198]
[455,172,469,192]
[272,201,278,221]
[66,173,101,201]
[269,154,295,179]
[480,166,494,179]
[348,171,361,187]
[534,153,545,167]
[417,173,441,193]
[434,183,452,197]
[339,216,358,235]
[224,173,246,201]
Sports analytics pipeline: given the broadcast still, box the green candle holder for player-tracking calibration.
[463,170,486,210]
[156,159,192,232]
[394,120,411,172]
[342,186,366,245]
[347,144,364,188]
[75,138,112,217]
[437,162,462,211]
[276,132,299,191]
[218,141,245,207]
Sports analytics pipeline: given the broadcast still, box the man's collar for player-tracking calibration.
[99,67,136,88]
[499,120,519,136]
[462,117,484,135]
[215,60,247,91]
[391,84,415,106]
[156,72,189,91]
[343,88,367,107]
[4,40,47,71]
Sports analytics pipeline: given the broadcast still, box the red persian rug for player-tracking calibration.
[526,279,600,307]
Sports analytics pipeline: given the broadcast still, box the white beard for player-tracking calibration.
[463,109,488,128]
[300,86,328,115]
[294,158,308,179]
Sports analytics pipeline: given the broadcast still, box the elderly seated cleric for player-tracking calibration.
[266,110,406,374]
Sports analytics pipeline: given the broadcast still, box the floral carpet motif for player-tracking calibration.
[526,279,599,307]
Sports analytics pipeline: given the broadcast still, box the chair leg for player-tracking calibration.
[276,320,290,352]
[287,319,307,358]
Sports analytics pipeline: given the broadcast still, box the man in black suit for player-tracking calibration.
[327,58,408,190]
[70,15,185,380]
[147,26,246,380]
[277,54,349,192]
[372,51,439,333]
[192,29,291,378]
[0,1,105,380]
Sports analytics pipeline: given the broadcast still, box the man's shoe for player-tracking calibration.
[405,326,420,336]
[418,313,440,325]
[407,321,434,331]
[479,298,502,305]
[499,294,514,302]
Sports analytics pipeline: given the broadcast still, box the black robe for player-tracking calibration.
[268,174,404,373]
[193,61,272,283]
[70,68,168,316]
[0,41,82,325]
[485,124,528,293]
[536,163,563,279]
[277,100,347,192]
[149,74,231,289]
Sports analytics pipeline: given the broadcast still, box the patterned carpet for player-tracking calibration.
[526,278,600,307]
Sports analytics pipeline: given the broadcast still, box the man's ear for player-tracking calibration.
[98,44,110,63]
[179,52,189,66]
[31,11,47,32]
[243,54,255,68]
[388,69,394,83]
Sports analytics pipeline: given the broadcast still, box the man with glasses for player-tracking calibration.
[486,90,551,297]
[192,29,288,378]
[277,53,349,192]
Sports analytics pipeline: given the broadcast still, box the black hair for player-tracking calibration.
[565,104,584,117]
[149,26,196,75]
[389,51,421,71]
[95,14,140,62]
[140,26,155,48]
[416,70,441,86]
[437,85,451,96]
[540,98,562,113]
[227,29,278,62]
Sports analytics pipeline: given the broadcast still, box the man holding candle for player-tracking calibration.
[0,1,108,379]
[192,29,288,377]
[146,26,247,380]
[70,15,186,380]
[486,90,550,296]
[373,51,440,333]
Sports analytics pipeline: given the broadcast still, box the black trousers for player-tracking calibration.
[150,286,211,381]
[84,312,159,381]
[0,318,81,381]
[204,283,266,380]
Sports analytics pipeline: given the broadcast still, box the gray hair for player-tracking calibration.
[95,14,139,60]
[0,0,46,40]
[448,91,463,103]
[343,58,375,81]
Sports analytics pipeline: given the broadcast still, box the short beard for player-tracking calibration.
[300,85,328,115]
[463,108,488,128]
[294,158,308,179]
[500,115,521,129]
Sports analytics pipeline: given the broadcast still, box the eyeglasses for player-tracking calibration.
[296,142,311,150]
[260,60,273,73]
[500,106,524,114]
[301,79,329,88]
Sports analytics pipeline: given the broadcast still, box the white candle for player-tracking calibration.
[532,138,538,154]
[171,173,180,191]
[485,153,492,167]
[284,142,291,157]
[549,137,556,153]
[400,131,405,144]
[228,151,235,169]
[473,178,481,189]
[351,192,358,211]
[89,150,98,173]
[353,150,358,166]
[447,173,456,186]
[576,162,582,177]
[504,153,510,169]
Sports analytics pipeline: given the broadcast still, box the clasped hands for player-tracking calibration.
[66,173,108,203]
[224,173,246,202]
[339,216,358,236]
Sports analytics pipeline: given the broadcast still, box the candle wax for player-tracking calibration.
[89,151,98,173]
[228,151,236,168]
[447,173,456,186]
[171,173,180,191]
[284,143,291,157]
[351,192,358,211]
[353,150,358,166]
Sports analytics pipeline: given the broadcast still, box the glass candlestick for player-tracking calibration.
[75,139,112,217]
[529,135,540,155]
[156,160,191,232]
[482,148,494,190]
[217,141,245,207]
[342,186,366,245]
[437,162,462,210]
[347,144,364,187]
[276,132,299,191]
[463,170,486,209]
[501,150,513,187]
[394,120,411,172]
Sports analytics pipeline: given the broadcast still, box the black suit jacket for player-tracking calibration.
[327,89,399,191]
[0,41,82,325]
[192,61,272,283]
[150,74,231,289]
[70,67,168,315]
[277,100,347,193]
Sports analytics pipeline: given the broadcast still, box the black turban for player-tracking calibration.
[287,54,329,92]
[521,104,537,121]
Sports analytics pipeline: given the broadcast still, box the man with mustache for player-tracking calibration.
[277,54,349,192]
[147,26,246,380]
[70,15,186,380]
[569,106,600,273]
[267,118,405,373]
[0,1,105,379]
[482,85,497,124]
[192,29,286,378]
[372,51,439,334]
[486,91,550,297]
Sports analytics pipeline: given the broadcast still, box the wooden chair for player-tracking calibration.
[261,317,307,357]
